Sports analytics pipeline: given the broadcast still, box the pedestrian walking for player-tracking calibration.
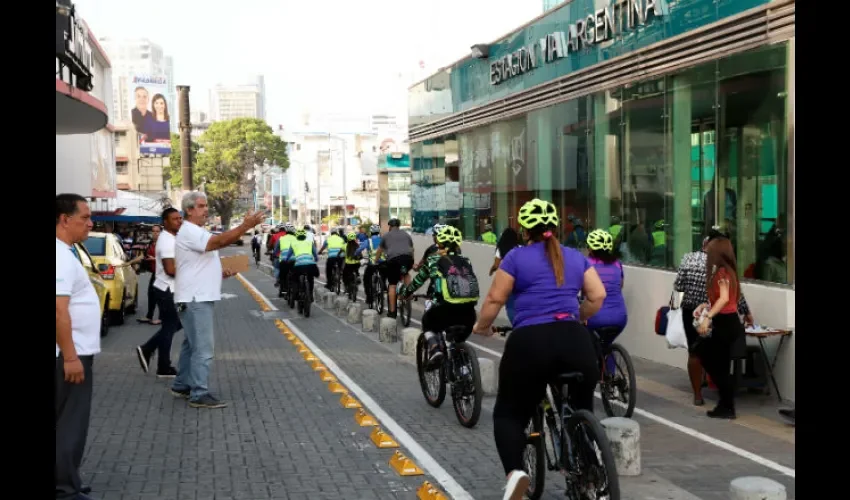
[56,193,100,499]
[136,208,183,377]
[137,224,162,325]
[170,191,265,408]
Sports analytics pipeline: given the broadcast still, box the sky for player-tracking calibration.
[75,0,542,129]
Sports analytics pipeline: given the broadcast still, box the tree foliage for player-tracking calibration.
[163,119,288,227]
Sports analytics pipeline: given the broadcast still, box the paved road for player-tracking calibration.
[242,251,795,500]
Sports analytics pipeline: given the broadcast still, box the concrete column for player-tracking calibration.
[535,108,553,201]
[593,93,612,228]
[601,417,641,476]
[671,75,694,263]
[379,317,397,343]
[362,309,378,332]
[400,328,419,356]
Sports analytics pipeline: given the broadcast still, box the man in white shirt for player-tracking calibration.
[56,193,100,500]
[135,208,184,378]
[170,191,265,408]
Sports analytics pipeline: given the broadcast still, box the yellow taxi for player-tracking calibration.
[71,242,111,337]
[82,232,139,325]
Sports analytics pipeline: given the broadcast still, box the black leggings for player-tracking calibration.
[145,273,158,320]
[695,312,744,410]
[343,263,360,287]
[325,257,343,283]
[493,320,600,474]
[421,303,477,343]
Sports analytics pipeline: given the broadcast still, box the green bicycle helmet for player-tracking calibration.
[436,225,463,246]
[518,198,559,230]
[587,229,614,252]
[654,219,665,230]
[346,232,357,242]
[294,228,307,238]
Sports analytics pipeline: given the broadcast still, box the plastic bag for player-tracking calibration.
[665,307,688,349]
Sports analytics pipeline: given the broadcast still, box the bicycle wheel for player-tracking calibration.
[297,276,306,315]
[600,344,637,418]
[564,409,620,500]
[304,277,312,318]
[334,266,342,295]
[374,276,385,314]
[287,277,296,309]
[398,288,412,327]
[524,410,546,500]
[416,335,446,407]
[451,343,482,428]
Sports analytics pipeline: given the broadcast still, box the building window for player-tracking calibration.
[410,42,792,285]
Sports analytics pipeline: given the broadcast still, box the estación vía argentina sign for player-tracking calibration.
[490,0,664,85]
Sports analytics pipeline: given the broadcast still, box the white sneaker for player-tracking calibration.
[502,470,530,500]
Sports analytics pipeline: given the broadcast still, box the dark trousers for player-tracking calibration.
[493,321,600,474]
[696,312,744,410]
[55,355,94,499]
[145,273,158,320]
[141,287,182,370]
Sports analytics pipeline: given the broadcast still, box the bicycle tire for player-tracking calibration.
[304,277,312,318]
[399,288,412,327]
[564,409,621,500]
[297,276,307,315]
[416,335,446,407]
[524,410,546,500]
[601,344,637,418]
[374,276,385,314]
[334,265,342,295]
[451,343,482,428]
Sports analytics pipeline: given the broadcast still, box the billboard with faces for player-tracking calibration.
[128,75,172,155]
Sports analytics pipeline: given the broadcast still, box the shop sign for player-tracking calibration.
[56,7,94,84]
[490,0,664,85]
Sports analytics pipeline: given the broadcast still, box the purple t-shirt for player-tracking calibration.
[499,242,589,329]
[585,257,628,330]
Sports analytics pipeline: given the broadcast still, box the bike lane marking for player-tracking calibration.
[237,272,476,500]
[260,263,796,479]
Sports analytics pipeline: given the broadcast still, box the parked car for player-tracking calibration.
[211,226,245,245]
[82,232,139,325]
[72,242,111,337]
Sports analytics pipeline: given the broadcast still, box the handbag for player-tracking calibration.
[655,290,683,335]
[665,303,688,349]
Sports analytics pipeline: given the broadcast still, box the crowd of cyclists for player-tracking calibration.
[249,198,636,499]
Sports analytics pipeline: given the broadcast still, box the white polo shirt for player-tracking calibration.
[56,238,101,358]
[153,230,177,293]
[174,220,222,303]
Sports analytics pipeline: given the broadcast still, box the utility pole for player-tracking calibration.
[176,85,193,191]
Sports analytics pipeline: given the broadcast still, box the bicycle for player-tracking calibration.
[594,327,637,418]
[327,258,343,296]
[295,272,312,318]
[253,246,261,267]
[415,294,483,428]
[365,262,387,314]
[495,326,620,500]
[394,265,412,327]
[343,266,359,303]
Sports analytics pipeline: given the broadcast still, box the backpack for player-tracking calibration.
[436,254,480,305]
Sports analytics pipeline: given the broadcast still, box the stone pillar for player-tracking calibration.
[729,477,786,500]
[601,417,641,476]
[671,75,694,263]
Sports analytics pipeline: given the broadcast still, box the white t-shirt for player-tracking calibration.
[174,221,222,303]
[153,230,177,293]
[56,238,102,358]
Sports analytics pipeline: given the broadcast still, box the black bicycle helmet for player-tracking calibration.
[388,218,401,228]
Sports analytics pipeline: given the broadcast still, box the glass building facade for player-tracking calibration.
[409,0,794,286]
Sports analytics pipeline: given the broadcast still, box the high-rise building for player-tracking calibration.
[97,37,177,132]
[209,75,266,121]
[543,0,565,11]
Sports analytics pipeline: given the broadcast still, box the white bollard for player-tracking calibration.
[314,287,325,304]
[323,292,336,309]
[477,358,498,395]
[347,303,364,324]
[379,317,398,343]
[730,477,786,500]
[400,328,420,356]
[600,417,641,476]
[335,297,350,317]
[362,309,378,332]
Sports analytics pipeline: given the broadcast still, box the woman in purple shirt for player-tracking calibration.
[585,229,628,336]
[472,199,607,499]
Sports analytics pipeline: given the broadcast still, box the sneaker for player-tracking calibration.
[387,310,397,319]
[189,394,228,409]
[427,341,444,366]
[502,470,530,500]
[706,405,736,419]
[135,346,151,374]
[156,367,178,379]
[170,387,190,399]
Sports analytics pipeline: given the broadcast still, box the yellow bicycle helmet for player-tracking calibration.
[518,198,559,229]
[294,228,307,238]
[346,232,357,242]
[436,225,463,246]
[587,229,614,252]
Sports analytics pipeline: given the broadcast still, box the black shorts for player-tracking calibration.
[386,255,414,284]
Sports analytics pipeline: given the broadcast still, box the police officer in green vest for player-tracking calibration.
[282,227,319,299]
[650,219,667,266]
[319,228,346,290]
[342,232,362,292]
[609,216,623,242]
[277,223,297,298]
[480,224,497,245]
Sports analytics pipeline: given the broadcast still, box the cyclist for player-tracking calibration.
[471,199,607,499]
[399,225,479,365]
[357,224,385,304]
[251,230,262,263]
[342,232,362,292]
[585,229,628,353]
[373,218,414,318]
[414,223,445,298]
[270,226,284,285]
[277,224,297,296]
[319,228,346,290]
[281,227,319,300]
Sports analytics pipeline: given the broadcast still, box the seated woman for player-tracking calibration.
[584,229,628,342]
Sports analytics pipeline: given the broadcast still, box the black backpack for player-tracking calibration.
[435,254,480,305]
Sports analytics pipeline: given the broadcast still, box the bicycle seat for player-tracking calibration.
[556,372,584,385]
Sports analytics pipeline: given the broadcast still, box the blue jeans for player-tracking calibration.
[172,301,215,401]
